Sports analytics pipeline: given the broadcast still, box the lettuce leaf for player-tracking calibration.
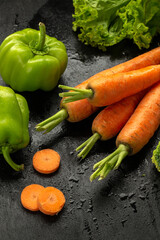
[72,0,160,50]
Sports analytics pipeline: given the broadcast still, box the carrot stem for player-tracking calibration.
[58,85,93,103]
[76,132,101,159]
[99,156,118,180]
[89,165,104,181]
[90,144,129,182]
[2,146,24,171]
[35,109,68,133]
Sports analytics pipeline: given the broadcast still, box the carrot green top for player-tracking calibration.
[35,109,68,133]
[90,144,129,181]
[59,85,93,103]
[76,132,101,159]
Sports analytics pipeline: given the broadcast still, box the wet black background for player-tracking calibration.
[0,0,160,239]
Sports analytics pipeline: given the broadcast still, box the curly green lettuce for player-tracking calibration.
[152,142,160,172]
[72,0,160,50]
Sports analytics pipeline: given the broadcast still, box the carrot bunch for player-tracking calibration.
[90,82,160,181]
[58,47,160,179]
[36,46,160,182]
[76,90,146,159]
[36,46,160,133]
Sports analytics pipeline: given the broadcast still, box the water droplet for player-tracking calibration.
[119,193,128,200]
[128,192,135,199]
[129,200,137,212]
[87,199,93,212]
[139,184,146,191]
[93,217,97,222]
[69,175,79,182]
[77,204,82,209]
[77,169,84,175]
[83,165,89,171]
[139,195,145,200]
[121,219,127,227]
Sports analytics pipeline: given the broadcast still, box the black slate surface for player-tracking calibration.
[0,1,160,240]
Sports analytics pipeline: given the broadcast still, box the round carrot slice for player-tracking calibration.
[21,184,45,211]
[37,186,65,216]
[33,149,60,174]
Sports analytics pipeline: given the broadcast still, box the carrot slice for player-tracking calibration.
[33,149,60,174]
[21,184,45,211]
[37,186,65,216]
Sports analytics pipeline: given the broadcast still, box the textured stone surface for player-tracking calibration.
[0,0,160,239]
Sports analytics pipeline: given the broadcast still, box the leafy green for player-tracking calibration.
[152,142,160,172]
[72,0,160,50]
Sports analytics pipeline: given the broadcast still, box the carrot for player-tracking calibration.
[90,81,160,181]
[21,184,45,211]
[36,46,160,133]
[59,65,160,107]
[76,90,146,159]
[37,186,65,216]
[33,149,60,174]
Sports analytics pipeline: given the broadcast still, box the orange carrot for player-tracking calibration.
[76,90,146,159]
[35,81,98,133]
[36,46,160,133]
[92,46,160,78]
[116,84,160,155]
[21,184,45,211]
[37,186,65,216]
[60,65,160,107]
[90,82,160,181]
[33,149,60,174]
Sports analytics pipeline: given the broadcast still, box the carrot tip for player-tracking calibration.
[90,144,129,181]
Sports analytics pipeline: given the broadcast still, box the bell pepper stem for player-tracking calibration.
[76,132,101,159]
[90,144,129,182]
[35,108,68,133]
[35,22,46,51]
[58,85,94,103]
[2,146,24,171]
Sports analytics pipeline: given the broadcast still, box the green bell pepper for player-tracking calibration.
[0,86,30,171]
[0,22,68,92]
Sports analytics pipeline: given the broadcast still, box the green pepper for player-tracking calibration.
[0,86,30,171]
[0,22,68,92]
